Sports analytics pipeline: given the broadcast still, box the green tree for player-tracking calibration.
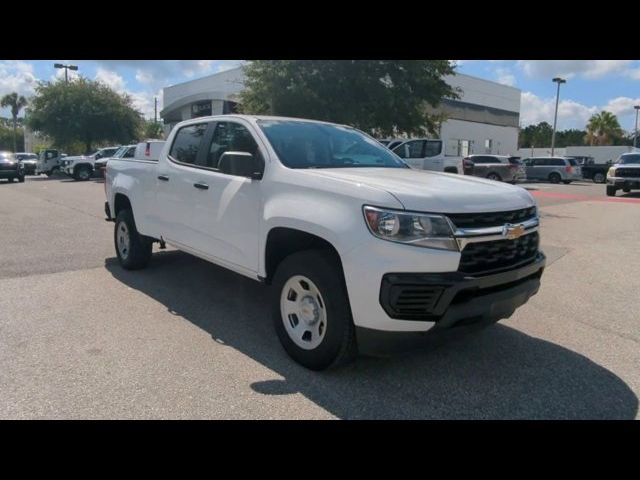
[585,111,624,146]
[518,122,554,148]
[556,129,587,147]
[0,124,25,151]
[1,92,28,152]
[142,120,165,139]
[27,77,143,154]
[238,60,459,137]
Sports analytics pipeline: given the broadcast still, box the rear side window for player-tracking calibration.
[471,156,494,164]
[424,140,442,158]
[169,123,208,165]
[551,159,565,166]
[567,158,578,166]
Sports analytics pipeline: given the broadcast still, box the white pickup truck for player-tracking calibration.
[105,115,545,370]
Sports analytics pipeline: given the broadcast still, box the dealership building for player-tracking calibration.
[161,66,521,156]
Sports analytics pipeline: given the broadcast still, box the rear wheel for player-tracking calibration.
[272,249,356,370]
[549,172,561,184]
[563,180,571,184]
[593,172,606,183]
[486,172,501,181]
[623,187,631,193]
[114,209,152,270]
[606,185,617,197]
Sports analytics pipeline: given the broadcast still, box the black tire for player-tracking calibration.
[563,180,571,184]
[74,165,92,181]
[271,249,357,371]
[593,172,606,183]
[549,172,561,184]
[486,172,502,181]
[114,209,152,270]
[623,187,631,193]
[18,174,25,183]
[606,185,617,197]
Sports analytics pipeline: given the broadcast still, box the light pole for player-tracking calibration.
[634,105,640,149]
[54,63,78,83]
[550,77,566,157]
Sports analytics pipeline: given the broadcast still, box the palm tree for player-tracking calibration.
[0,92,28,152]
[585,111,623,146]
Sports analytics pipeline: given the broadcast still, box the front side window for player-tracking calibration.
[206,122,261,169]
[123,147,135,158]
[169,123,208,165]
[258,120,407,169]
[407,140,425,158]
[424,140,442,158]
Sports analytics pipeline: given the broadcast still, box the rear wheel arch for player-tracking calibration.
[113,193,133,218]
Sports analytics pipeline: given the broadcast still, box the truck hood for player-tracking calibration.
[302,167,535,213]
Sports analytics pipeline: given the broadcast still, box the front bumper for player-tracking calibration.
[351,252,545,355]
[607,176,640,189]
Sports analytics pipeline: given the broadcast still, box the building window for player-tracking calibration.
[458,140,471,157]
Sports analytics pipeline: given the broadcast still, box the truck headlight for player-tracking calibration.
[608,167,616,177]
[363,206,458,251]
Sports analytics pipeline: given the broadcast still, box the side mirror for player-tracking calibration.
[218,151,263,179]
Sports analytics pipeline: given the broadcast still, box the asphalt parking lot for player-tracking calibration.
[1,175,639,419]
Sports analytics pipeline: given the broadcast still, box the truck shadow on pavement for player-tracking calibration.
[105,250,638,420]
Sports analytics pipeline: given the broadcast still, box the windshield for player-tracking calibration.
[113,146,128,158]
[618,154,640,164]
[257,120,408,169]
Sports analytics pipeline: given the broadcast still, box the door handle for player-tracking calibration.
[157,175,169,181]
[193,182,209,190]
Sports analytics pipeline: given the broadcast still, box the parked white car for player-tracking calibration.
[105,115,545,370]
[390,138,464,174]
[60,146,120,181]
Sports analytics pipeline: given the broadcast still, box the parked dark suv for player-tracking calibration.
[0,151,25,183]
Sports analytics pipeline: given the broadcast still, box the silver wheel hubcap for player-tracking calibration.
[79,169,89,180]
[280,275,327,350]
[117,222,131,260]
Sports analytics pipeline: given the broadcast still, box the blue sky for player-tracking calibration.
[2,60,639,133]
[456,60,640,133]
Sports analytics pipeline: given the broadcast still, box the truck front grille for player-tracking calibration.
[447,206,537,229]
[615,168,640,178]
[459,231,539,275]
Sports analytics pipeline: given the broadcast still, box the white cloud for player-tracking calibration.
[95,68,126,93]
[517,60,635,80]
[0,61,38,97]
[520,91,597,129]
[495,67,516,87]
[601,97,640,117]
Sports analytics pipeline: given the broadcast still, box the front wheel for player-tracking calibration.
[74,165,92,181]
[114,209,152,270]
[486,172,501,181]
[272,250,356,371]
[606,185,617,197]
[563,180,571,184]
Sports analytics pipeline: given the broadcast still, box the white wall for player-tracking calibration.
[516,147,567,158]
[440,119,519,156]
[445,73,521,113]
[565,146,633,163]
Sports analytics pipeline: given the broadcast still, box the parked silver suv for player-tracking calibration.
[521,157,582,184]
[462,155,526,183]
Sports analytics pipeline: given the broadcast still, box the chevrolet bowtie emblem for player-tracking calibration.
[503,223,525,240]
